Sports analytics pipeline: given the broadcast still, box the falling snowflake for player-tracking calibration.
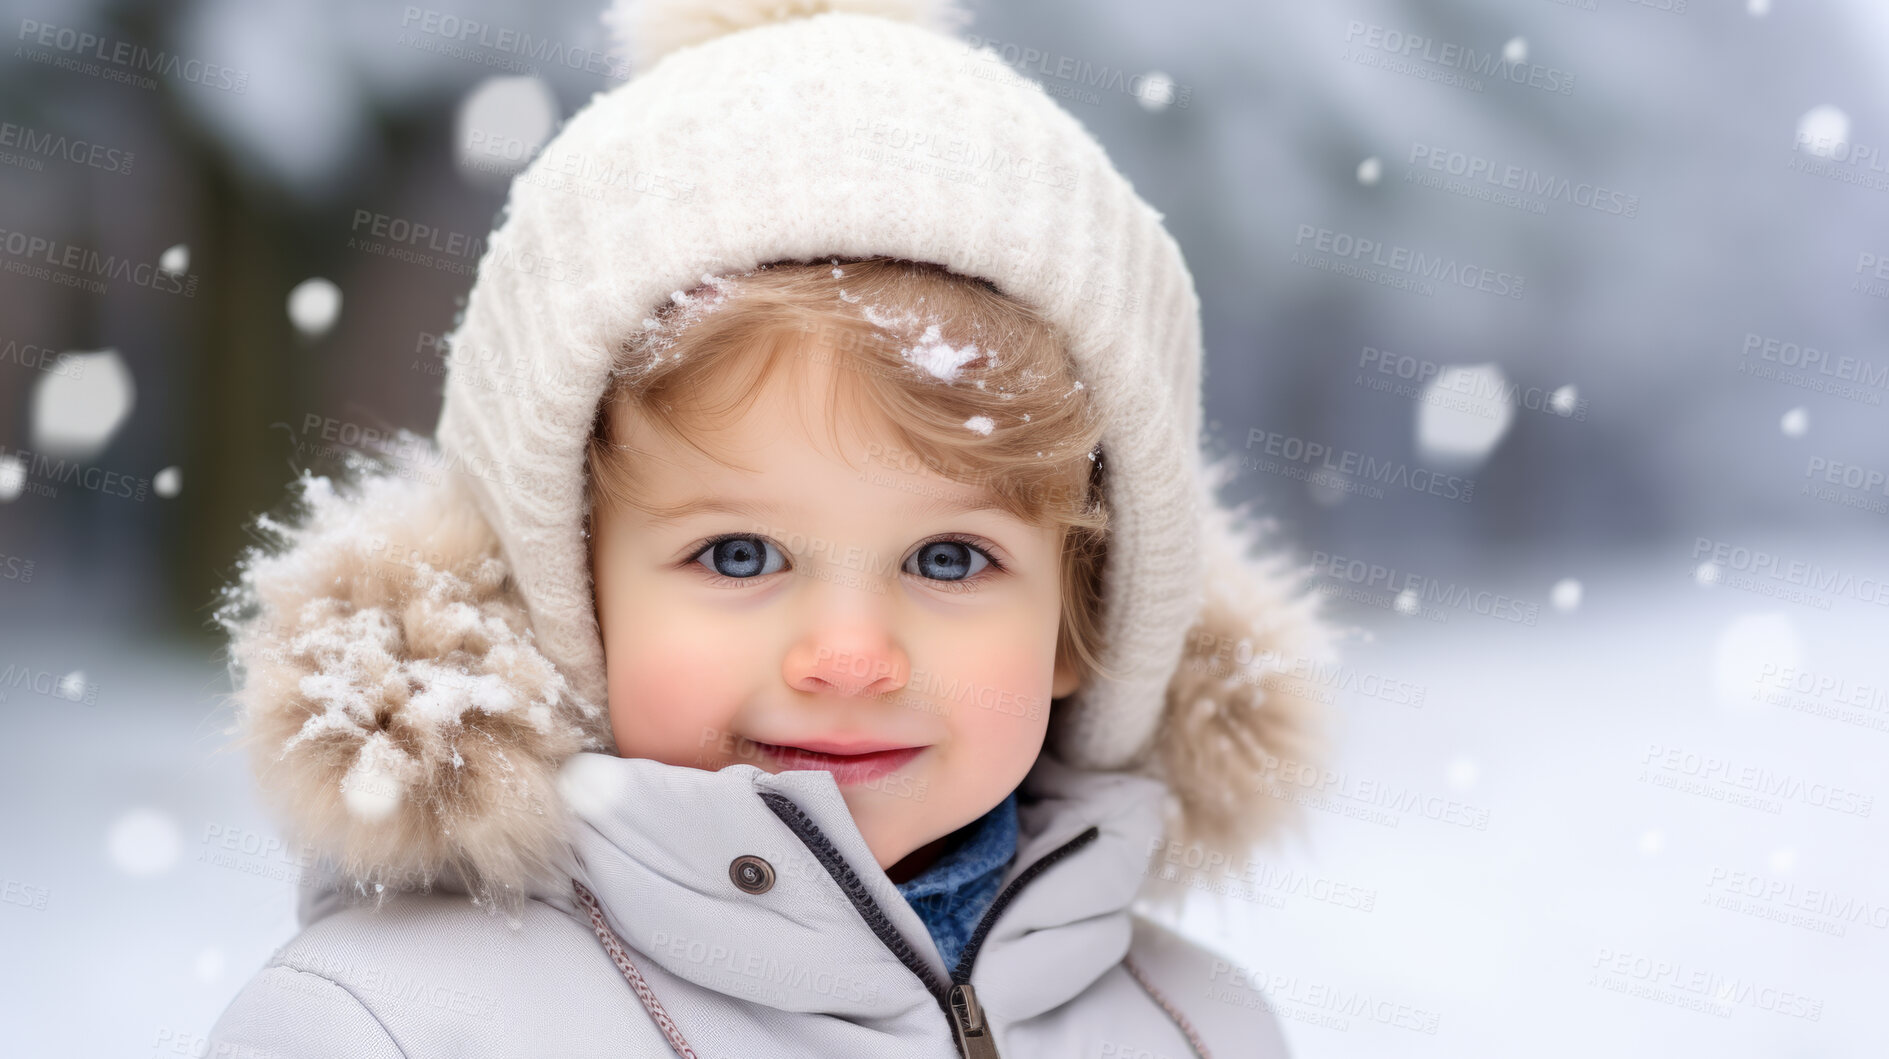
[31,349,134,460]
[106,808,182,877]
[1355,156,1382,186]
[288,278,342,338]
[1693,562,1722,587]
[1135,70,1176,112]
[56,671,86,702]
[1416,364,1513,469]
[963,416,995,436]
[1550,579,1582,612]
[558,752,628,818]
[1502,37,1528,65]
[1549,385,1578,417]
[154,466,183,498]
[1779,407,1808,438]
[455,75,557,182]
[158,243,189,276]
[0,455,26,502]
[1393,589,1420,616]
[1796,105,1850,159]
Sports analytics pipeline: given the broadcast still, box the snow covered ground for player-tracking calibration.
[3,540,1883,1056]
[1163,539,1887,1059]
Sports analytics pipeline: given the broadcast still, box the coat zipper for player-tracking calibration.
[945,979,1001,1058]
[942,826,1100,1056]
[759,791,1099,1058]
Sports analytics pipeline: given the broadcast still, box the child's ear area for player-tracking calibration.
[1051,653,1080,700]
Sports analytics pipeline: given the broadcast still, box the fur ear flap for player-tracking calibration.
[214,440,610,919]
[1139,453,1336,910]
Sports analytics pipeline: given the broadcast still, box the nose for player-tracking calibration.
[784,630,909,698]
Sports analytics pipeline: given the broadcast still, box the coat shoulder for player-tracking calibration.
[208,891,662,1058]
[208,963,405,1059]
[1126,915,1292,1059]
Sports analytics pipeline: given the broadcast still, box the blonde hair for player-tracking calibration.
[585,257,1118,692]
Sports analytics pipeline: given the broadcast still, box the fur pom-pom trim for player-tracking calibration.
[602,0,974,74]
[1138,453,1335,909]
[214,443,610,917]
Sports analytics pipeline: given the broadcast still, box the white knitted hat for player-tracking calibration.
[436,0,1212,771]
[219,0,1332,906]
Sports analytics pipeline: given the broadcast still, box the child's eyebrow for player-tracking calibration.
[645,490,1013,525]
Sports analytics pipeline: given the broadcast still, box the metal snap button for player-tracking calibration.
[729,855,775,895]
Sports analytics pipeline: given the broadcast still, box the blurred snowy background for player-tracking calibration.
[2,0,1885,1055]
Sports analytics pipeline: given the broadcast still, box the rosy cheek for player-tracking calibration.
[607,629,741,765]
[947,654,1052,758]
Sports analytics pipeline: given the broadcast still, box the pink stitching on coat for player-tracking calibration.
[1123,954,1213,1059]
[572,878,700,1058]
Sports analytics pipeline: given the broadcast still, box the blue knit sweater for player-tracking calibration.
[893,791,1019,973]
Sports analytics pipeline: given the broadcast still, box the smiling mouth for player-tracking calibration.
[753,742,925,786]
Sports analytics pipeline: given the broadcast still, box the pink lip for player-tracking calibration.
[755,741,925,786]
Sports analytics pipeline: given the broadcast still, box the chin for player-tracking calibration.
[846,807,925,868]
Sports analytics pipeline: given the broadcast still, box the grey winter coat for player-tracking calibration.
[207,752,1290,1057]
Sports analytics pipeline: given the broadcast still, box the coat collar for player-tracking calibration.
[538,751,1168,1026]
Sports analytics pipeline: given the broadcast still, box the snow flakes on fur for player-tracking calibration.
[215,458,608,916]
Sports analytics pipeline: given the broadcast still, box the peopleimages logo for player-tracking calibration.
[1639,744,1874,818]
[16,18,250,92]
[1292,225,1525,299]
[1589,947,1823,1022]
[1246,428,1477,503]
[1357,346,1588,422]
[1406,142,1638,218]
[1741,333,1889,390]
[0,445,150,501]
[1690,537,1889,606]
[1793,129,1889,173]
[0,227,196,297]
[396,7,630,80]
[0,120,134,174]
[1311,550,1538,626]
[1343,21,1575,95]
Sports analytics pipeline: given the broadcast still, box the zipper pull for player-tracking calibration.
[947,982,1002,1058]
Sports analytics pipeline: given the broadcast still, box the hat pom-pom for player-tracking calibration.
[603,0,973,73]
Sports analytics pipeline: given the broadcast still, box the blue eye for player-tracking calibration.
[905,540,991,582]
[691,536,788,579]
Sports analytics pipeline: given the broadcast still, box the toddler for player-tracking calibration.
[208,2,1328,1056]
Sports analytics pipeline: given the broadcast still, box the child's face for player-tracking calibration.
[590,348,1078,877]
